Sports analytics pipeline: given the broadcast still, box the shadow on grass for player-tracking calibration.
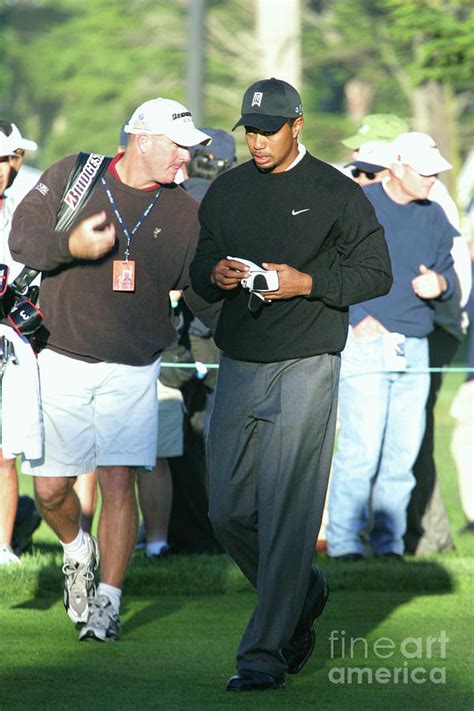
[2,551,469,710]
[319,554,455,593]
[4,546,456,642]
[120,597,184,638]
[7,545,239,619]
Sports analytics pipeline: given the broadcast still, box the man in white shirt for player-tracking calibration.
[0,120,39,565]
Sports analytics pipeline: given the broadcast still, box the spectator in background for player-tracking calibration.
[344,140,398,188]
[341,113,409,162]
[403,135,471,555]
[136,382,184,560]
[129,125,227,559]
[180,128,236,398]
[327,133,457,560]
[135,290,186,560]
[181,128,237,201]
[342,119,472,555]
[0,120,41,565]
[164,129,236,556]
[0,121,40,275]
[449,241,474,535]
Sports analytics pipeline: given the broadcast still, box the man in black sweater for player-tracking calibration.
[190,78,393,693]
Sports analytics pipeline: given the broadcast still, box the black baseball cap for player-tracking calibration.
[232,78,303,132]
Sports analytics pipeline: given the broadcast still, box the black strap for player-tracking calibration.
[10,152,112,295]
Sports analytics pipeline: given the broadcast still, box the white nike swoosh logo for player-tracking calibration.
[292,208,310,216]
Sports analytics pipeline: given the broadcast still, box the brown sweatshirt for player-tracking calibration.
[10,153,218,365]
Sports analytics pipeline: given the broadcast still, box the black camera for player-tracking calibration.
[0,264,43,337]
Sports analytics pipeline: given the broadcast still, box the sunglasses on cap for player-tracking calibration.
[351,167,378,180]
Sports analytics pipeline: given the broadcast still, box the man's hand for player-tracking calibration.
[352,315,389,340]
[211,258,250,291]
[260,262,312,300]
[69,211,116,260]
[412,264,447,300]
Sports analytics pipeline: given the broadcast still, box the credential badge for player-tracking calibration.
[251,92,263,108]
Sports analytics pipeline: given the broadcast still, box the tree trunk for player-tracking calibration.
[255,0,301,88]
[411,80,459,195]
[344,78,374,122]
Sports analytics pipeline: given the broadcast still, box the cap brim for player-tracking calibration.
[232,114,288,132]
[0,147,18,157]
[17,138,37,151]
[341,135,363,149]
[124,125,211,148]
[409,156,452,176]
[345,161,386,172]
[166,126,212,148]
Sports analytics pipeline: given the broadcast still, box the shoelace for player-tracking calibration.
[87,596,118,622]
[61,561,95,583]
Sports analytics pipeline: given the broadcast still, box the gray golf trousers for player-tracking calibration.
[207,352,340,676]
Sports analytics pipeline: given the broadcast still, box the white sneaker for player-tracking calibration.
[62,533,99,625]
[78,595,120,642]
[0,544,21,565]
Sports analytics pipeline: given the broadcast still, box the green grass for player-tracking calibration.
[0,373,473,710]
[1,589,472,710]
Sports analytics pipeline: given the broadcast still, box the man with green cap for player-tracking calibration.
[342,116,471,556]
[342,113,410,151]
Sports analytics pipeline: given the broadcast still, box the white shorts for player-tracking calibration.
[22,349,161,477]
[157,381,184,458]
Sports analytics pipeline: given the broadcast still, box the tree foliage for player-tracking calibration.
[381,0,474,84]
[0,0,472,169]
[0,0,189,165]
[302,0,473,163]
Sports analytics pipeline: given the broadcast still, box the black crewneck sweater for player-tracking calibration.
[190,151,392,363]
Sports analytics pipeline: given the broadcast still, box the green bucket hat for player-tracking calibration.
[342,114,410,149]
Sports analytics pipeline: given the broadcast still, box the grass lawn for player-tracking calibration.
[0,373,472,710]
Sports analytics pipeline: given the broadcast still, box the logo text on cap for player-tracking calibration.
[172,112,192,121]
[251,92,263,108]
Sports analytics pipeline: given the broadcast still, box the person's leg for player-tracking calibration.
[209,354,340,678]
[137,379,183,557]
[137,458,172,555]
[79,357,160,642]
[405,328,458,553]
[77,465,136,643]
[207,356,265,585]
[0,379,20,562]
[189,332,221,437]
[34,475,80,542]
[24,350,102,624]
[96,466,137,588]
[237,354,340,678]
[327,332,389,557]
[74,471,98,534]
[34,473,99,625]
[371,337,430,556]
[450,380,474,529]
[0,452,18,544]
[28,351,95,543]
[0,451,20,564]
[417,480,456,552]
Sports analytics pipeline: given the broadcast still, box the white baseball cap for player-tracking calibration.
[0,122,38,157]
[392,132,452,175]
[345,140,397,172]
[124,98,211,148]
